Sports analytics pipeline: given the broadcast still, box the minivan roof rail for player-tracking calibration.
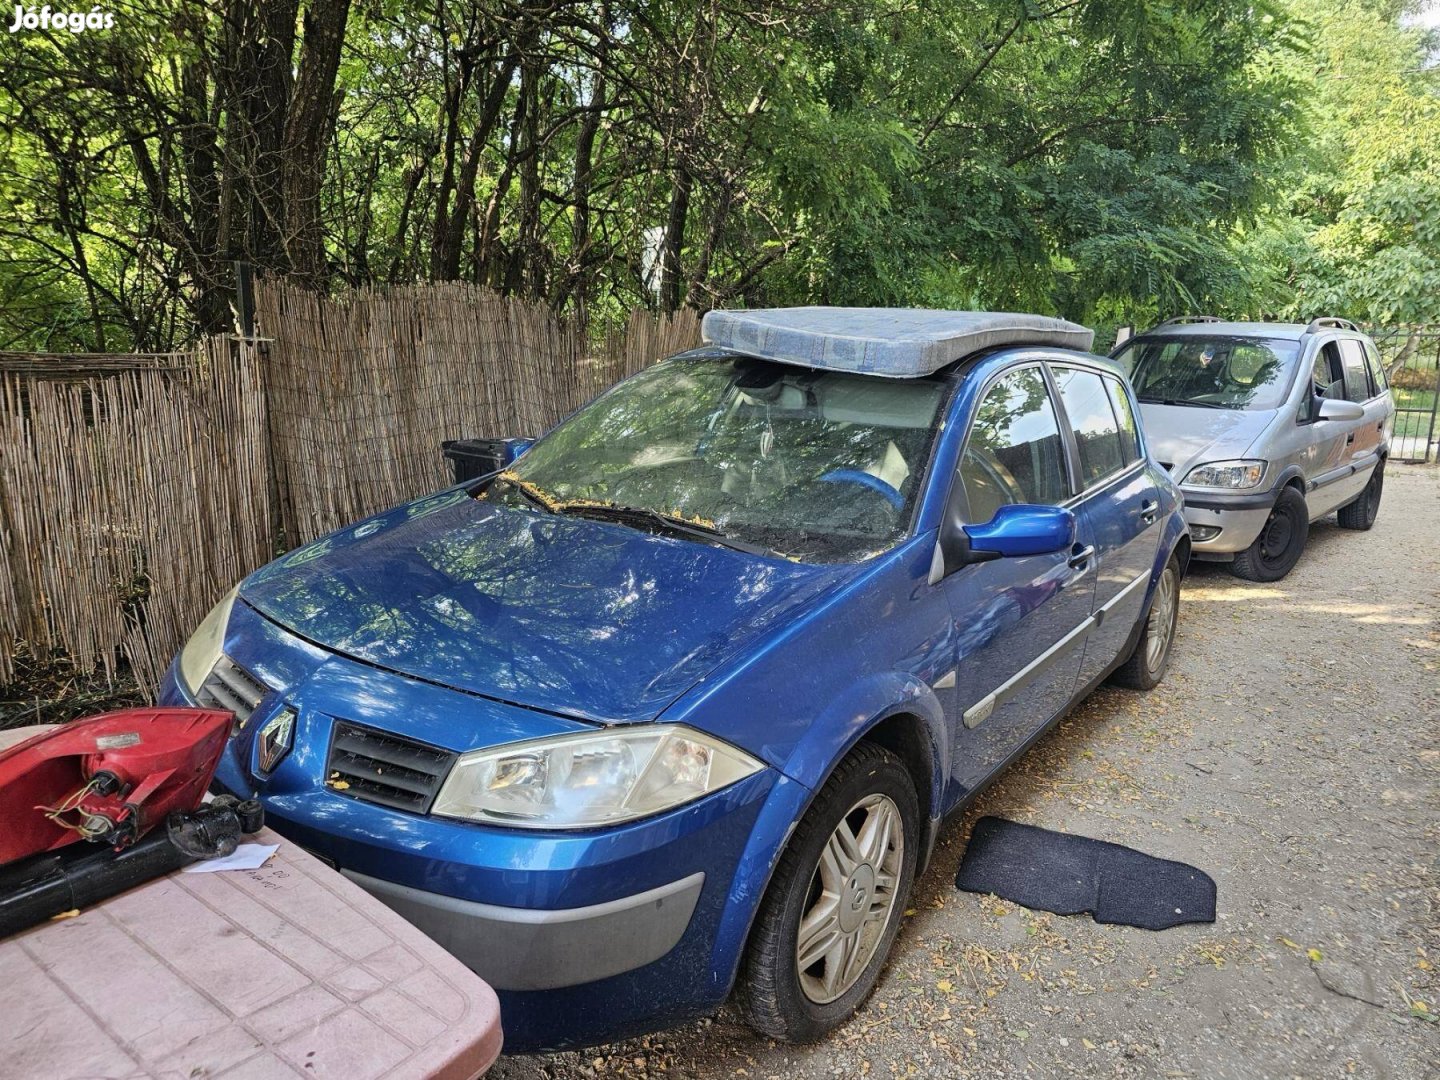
[1156,315,1222,327]
[1305,316,1359,334]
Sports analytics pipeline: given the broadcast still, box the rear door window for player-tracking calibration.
[1053,367,1126,488]
[1362,341,1388,396]
[1338,340,1372,403]
[960,366,1069,523]
[1103,376,1142,465]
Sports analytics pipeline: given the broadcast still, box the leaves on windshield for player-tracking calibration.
[484,470,719,532]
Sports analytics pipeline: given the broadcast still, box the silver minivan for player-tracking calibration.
[1111,317,1394,581]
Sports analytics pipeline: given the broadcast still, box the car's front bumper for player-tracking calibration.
[160,658,805,1051]
[343,866,706,992]
[1181,490,1275,557]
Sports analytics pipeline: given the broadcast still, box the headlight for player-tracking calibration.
[178,585,238,696]
[1181,459,1267,490]
[431,725,764,829]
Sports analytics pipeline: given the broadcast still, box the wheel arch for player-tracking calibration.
[1272,462,1308,497]
[854,710,939,871]
[1172,533,1192,578]
[708,690,948,998]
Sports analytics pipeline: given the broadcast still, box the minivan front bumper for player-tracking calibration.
[1180,489,1275,556]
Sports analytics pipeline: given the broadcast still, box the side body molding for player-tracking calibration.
[960,569,1148,730]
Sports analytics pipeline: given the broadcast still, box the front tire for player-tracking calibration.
[1230,486,1309,582]
[735,742,919,1042]
[1337,460,1384,531]
[1111,554,1181,690]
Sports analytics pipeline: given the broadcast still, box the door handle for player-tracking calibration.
[1068,544,1095,569]
[1346,432,1355,444]
[1140,500,1158,524]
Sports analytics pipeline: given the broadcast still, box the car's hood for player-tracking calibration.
[1137,404,1276,479]
[240,490,854,724]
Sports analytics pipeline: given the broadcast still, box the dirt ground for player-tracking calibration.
[493,463,1440,1080]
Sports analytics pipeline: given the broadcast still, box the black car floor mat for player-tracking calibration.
[955,816,1217,930]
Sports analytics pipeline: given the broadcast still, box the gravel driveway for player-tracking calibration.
[494,464,1440,1080]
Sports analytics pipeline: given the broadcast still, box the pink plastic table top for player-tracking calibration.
[0,825,503,1079]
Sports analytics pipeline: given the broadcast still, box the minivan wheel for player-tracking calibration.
[1337,461,1384,531]
[1230,487,1309,582]
[735,742,918,1043]
[1111,554,1181,691]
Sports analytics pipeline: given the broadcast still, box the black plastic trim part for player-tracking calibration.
[326,721,458,815]
[1182,490,1276,511]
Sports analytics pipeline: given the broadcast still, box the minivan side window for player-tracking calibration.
[1338,339,1372,404]
[1362,340,1388,397]
[1103,376,1142,465]
[1053,367,1126,488]
[1301,346,1345,422]
[959,366,1069,524]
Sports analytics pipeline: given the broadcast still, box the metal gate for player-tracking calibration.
[1367,328,1440,464]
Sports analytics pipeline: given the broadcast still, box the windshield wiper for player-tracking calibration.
[1137,396,1232,410]
[556,502,775,557]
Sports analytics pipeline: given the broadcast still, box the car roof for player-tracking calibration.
[700,307,1095,378]
[1130,319,1378,344]
[1135,320,1311,340]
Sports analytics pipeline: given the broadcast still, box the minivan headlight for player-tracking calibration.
[178,585,238,696]
[432,725,764,829]
[1181,459,1267,490]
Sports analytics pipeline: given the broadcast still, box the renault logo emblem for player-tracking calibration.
[256,707,296,775]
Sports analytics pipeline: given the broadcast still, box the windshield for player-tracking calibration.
[1113,336,1300,411]
[496,355,948,562]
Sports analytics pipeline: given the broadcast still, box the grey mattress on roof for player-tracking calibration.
[701,307,1094,378]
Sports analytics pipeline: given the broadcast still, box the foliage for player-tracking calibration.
[0,0,1425,351]
[1241,0,1440,326]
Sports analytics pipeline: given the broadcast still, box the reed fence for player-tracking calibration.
[1,284,700,694]
[255,281,699,545]
[0,340,271,690]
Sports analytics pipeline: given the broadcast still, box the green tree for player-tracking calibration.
[0,0,1310,350]
[1243,0,1440,327]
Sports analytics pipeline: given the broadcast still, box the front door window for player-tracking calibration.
[958,366,1069,523]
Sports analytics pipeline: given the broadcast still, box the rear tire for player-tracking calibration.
[1111,554,1181,690]
[1337,461,1384,531]
[735,742,918,1043]
[1230,487,1309,582]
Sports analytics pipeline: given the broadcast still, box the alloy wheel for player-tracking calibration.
[795,793,905,1005]
[1145,565,1178,672]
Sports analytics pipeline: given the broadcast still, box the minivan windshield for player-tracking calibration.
[1112,336,1300,411]
[496,355,948,563]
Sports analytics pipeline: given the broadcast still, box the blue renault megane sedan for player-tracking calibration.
[161,309,1188,1051]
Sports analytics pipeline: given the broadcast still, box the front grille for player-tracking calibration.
[327,722,457,814]
[197,655,269,730]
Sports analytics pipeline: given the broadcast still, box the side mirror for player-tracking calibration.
[932,503,1076,582]
[966,504,1076,558]
[1316,398,1364,422]
[500,437,536,466]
